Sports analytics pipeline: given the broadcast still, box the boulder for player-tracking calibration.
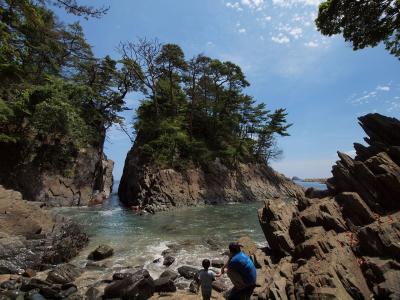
[88,245,114,261]
[154,277,176,293]
[104,269,154,299]
[162,256,175,267]
[159,270,179,281]
[46,264,82,284]
[177,266,199,280]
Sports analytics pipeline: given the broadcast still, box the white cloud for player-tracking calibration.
[288,27,303,39]
[271,34,290,44]
[304,41,319,47]
[241,0,264,9]
[377,85,390,92]
[226,2,243,11]
[238,28,247,34]
[272,0,322,7]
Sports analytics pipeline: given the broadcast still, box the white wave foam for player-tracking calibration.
[99,207,122,216]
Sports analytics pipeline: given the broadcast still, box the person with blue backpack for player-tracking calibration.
[219,242,257,300]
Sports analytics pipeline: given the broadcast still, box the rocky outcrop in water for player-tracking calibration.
[119,147,304,212]
[255,113,400,299]
[0,147,113,207]
[0,185,88,275]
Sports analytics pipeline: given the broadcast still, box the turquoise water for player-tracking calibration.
[56,180,325,281]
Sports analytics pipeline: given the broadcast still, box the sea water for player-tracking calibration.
[56,180,326,284]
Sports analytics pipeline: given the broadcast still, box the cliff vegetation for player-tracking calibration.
[119,40,292,169]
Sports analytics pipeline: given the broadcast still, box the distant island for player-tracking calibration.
[292,177,328,184]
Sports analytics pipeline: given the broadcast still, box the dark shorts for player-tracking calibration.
[202,290,212,300]
[227,285,255,300]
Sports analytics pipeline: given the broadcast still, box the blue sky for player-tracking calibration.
[58,0,400,179]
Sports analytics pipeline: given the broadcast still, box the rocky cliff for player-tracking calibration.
[255,113,400,299]
[0,185,88,274]
[118,147,304,212]
[0,147,113,207]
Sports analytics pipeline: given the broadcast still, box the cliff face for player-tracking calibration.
[255,113,400,299]
[0,147,114,207]
[118,145,304,213]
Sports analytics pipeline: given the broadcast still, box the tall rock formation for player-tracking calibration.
[256,114,400,299]
[0,147,113,207]
[119,145,304,213]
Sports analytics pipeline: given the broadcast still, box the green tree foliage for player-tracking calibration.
[0,0,138,170]
[121,40,292,169]
[316,0,400,59]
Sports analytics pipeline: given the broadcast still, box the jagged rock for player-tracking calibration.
[258,198,296,257]
[88,245,114,261]
[336,192,375,226]
[177,266,199,280]
[46,264,82,284]
[255,114,400,300]
[104,269,154,299]
[356,212,400,258]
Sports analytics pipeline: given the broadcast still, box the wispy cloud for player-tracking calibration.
[348,83,400,115]
[271,33,290,44]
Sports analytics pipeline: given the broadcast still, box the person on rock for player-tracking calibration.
[198,259,217,300]
[219,242,257,300]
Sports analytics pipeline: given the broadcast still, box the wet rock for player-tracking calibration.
[112,272,137,281]
[189,280,198,294]
[46,264,81,284]
[211,259,224,268]
[152,258,161,264]
[85,261,108,270]
[154,277,176,293]
[159,270,179,281]
[163,256,175,267]
[177,266,199,280]
[104,269,155,299]
[88,245,114,261]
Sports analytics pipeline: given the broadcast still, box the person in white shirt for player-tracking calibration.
[198,259,218,300]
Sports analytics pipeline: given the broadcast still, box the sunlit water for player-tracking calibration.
[55,180,325,289]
